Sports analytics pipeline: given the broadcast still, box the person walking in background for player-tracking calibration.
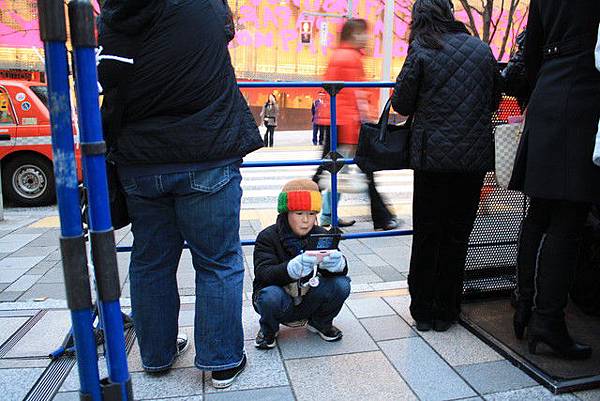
[260,93,279,147]
[392,0,500,332]
[311,95,325,146]
[510,0,599,360]
[97,0,263,388]
[316,18,398,231]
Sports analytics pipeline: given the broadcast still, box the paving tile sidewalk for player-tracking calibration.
[0,211,599,401]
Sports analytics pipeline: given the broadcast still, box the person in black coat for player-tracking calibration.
[97,0,263,388]
[391,0,500,332]
[253,179,351,349]
[510,0,600,360]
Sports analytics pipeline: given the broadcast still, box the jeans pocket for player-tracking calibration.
[189,165,232,193]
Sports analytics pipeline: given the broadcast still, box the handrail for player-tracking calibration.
[238,81,395,88]
[115,80,409,253]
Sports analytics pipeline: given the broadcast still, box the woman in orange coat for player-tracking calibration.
[317,19,397,230]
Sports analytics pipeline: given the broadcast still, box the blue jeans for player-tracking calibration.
[120,164,244,371]
[320,191,341,225]
[254,276,351,336]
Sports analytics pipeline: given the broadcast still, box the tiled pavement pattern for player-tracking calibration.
[1,211,599,400]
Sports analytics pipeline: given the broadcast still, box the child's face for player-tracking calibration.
[288,211,318,237]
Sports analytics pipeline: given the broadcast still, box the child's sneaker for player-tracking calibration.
[307,323,343,342]
[254,330,278,349]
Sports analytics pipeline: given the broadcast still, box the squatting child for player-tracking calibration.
[252,179,351,349]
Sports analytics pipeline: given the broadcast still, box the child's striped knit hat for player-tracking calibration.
[277,179,322,214]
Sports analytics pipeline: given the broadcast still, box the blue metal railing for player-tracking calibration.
[41,1,132,399]
[115,80,409,253]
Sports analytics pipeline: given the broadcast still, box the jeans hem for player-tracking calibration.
[194,351,246,371]
[142,355,176,372]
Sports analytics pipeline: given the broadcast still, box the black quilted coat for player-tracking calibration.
[392,24,500,173]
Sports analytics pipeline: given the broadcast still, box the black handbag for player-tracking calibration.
[81,31,148,231]
[80,159,129,231]
[355,98,411,173]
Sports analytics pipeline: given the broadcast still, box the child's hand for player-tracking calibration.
[287,253,317,280]
[320,251,345,273]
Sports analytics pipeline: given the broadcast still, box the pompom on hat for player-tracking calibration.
[277,179,322,213]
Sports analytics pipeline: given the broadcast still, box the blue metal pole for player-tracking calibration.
[329,93,339,229]
[242,158,354,168]
[237,81,395,89]
[68,1,132,400]
[37,1,101,400]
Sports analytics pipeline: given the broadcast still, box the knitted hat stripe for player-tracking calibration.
[277,191,321,213]
[277,192,288,214]
[287,191,312,211]
[310,191,322,211]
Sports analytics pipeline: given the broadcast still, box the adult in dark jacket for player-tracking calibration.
[501,29,529,111]
[97,0,263,388]
[510,0,599,360]
[253,179,350,349]
[391,0,500,332]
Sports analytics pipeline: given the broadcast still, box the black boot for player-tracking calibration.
[528,234,592,360]
[528,314,591,360]
[513,222,544,339]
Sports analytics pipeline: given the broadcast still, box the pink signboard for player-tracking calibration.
[0,0,101,49]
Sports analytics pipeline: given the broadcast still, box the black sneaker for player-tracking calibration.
[176,332,190,356]
[144,332,189,374]
[307,323,343,342]
[415,320,433,332]
[212,354,247,389]
[254,330,277,349]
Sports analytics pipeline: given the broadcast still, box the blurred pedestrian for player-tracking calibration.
[311,95,325,146]
[392,0,500,332]
[315,18,397,230]
[511,0,599,360]
[260,93,279,147]
[97,0,263,387]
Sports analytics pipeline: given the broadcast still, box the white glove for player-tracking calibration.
[320,250,345,273]
[287,253,317,280]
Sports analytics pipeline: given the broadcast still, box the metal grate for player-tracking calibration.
[0,310,47,358]
[463,95,527,299]
[23,327,137,401]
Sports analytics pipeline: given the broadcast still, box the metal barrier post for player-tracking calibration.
[37,1,101,400]
[323,83,344,231]
[68,1,132,400]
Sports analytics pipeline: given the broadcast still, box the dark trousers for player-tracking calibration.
[254,276,351,336]
[264,125,275,147]
[312,127,393,227]
[408,171,485,322]
[312,124,326,145]
[518,198,590,320]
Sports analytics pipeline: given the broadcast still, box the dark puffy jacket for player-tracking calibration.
[501,29,529,110]
[392,29,500,173]
[252,215,348,304]
[97,0,263,165]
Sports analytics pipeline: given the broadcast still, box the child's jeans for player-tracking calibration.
[254,276,351,336]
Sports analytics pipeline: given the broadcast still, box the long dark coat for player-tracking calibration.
[517,0,600,203]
